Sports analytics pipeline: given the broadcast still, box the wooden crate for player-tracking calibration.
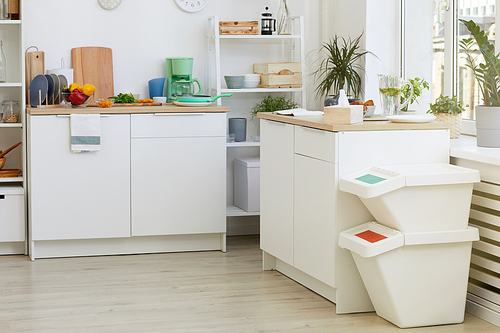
[324,105,364,125]
[260,73,302,88]
[254,62,301,75]
[219,21,259,35]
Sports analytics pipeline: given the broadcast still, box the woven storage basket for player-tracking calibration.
[435,113,462,139]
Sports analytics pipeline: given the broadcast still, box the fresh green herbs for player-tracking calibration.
[251,95,300,118]
[401,77,430,111]
[109,93,137,104]
[427,94,468,115]
[379,87,401,98]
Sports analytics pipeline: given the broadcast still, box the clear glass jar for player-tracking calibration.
[2,100,19,123]
[0,40,6,83]
[277,0,291,35]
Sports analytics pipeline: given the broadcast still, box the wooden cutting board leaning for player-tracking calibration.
[71,47,114,101]
[25,46,44,105]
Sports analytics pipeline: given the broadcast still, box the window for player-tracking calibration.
[404,0,497,134]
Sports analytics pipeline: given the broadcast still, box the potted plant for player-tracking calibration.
[313,33,375,106]
[400,76,430,113]
[460,19,500,147]
[250,94,300,119]
[427,94,468,139]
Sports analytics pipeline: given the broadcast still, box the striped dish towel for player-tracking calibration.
[70,114,101,153]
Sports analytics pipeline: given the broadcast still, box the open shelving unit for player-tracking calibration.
[207,16,305,227]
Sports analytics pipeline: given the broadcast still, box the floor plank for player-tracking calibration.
[0,235,497,332]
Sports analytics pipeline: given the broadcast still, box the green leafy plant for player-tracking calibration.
[401,77,430,111]
[313,33,375,99]
[250,95,300,118]
[427,94,468,115]
[460,19,500,106]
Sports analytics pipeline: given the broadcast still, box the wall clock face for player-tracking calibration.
[98,0,122,10]
[175,0,210,12]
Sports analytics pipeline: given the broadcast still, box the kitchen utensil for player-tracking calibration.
[25,46,45,105]
[47,58,74,89]
[44,74,54,104]
[0,142,21,159]
[153,96,166,103]
[171,78,202,96]
[224,75,244,89]
[2,100,19,123]
[72,46,114,100]
[0,157,5,169]
[243,74,261,88]
[378,74,414,117]
[173,101,212,107]
[386,115,436,123]
[175,94,233,103]
[148,77,166,98]
[50,73,60,104]
[29,74,48,107]
[364,105,375,118]
[261,7,276,35]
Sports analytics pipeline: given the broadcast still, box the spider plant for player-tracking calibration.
[313,33,375,100]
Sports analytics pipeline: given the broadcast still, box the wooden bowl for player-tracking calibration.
[0,157,5,170]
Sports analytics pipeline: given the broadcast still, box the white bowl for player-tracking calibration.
[364,105,376,118]
[153,96,167,103]
[245,74,261,79]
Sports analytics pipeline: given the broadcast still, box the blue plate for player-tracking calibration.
[29,74,48,107]
[45,74,54,104]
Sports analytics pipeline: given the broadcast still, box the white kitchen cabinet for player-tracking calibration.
[28,114,131,241]
[260,119,294,265]
[131,113,226,236]
[0,2,25,254]
[260,116,451,314]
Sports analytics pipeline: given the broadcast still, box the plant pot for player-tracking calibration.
[434,113,462,139]
[475,105,500,147]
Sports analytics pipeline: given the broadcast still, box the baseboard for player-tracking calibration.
[466,298,500,327]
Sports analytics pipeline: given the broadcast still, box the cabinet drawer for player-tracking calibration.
[131,113,226,138]
[295,126,337,163]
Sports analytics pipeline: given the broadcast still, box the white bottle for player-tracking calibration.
[0,40,6,83]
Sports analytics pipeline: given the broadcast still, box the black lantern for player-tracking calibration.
[261,7,276,35]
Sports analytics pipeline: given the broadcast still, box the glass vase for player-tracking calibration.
[277,0,291,35]
[0,41,6,83]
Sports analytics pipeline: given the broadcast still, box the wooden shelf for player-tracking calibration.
[221,88,303,94]
[0,123,22,128]
[226,205,260,217]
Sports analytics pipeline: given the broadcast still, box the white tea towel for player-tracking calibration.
[276,108,324,116]
[70,114,101,153]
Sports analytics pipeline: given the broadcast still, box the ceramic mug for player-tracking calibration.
[148,77,166,99]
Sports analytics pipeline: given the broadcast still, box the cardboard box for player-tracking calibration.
[324,105,364,125]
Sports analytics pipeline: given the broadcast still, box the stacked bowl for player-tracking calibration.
[243,74,261,88]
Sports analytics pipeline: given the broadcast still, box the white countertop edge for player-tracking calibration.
[450,135,500,166]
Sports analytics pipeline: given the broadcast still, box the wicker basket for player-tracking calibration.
[435,113,462,139]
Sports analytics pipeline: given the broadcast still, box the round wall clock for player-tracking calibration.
[175,0,210,12]
[98,0,122,10]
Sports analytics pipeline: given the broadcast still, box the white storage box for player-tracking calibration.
[234,157,260,212]
[339,222,478,328]
[339,163,480,232]
[0,185,25,242]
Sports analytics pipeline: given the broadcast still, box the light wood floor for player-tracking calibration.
[0,235,498,332]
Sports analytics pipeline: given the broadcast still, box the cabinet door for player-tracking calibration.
[131,136,226,236]
[260,119,294,265]
[29,115,131,240]
[294,154,338,287]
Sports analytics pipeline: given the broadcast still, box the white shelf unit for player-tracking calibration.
[208,16,305,224]
[0,1,26,254]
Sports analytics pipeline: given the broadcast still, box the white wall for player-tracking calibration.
[23,0,321,113]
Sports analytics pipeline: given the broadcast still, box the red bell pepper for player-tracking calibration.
[69,88,86,105]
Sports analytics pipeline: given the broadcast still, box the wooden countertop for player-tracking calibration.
[27,103,230,115]
[257,112,451,132]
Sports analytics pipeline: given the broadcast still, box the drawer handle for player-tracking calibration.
[0,195,4,199]
[300,126,323,132]
[154,113,205,116]
[265,119,286,125]
[56,114,110,118]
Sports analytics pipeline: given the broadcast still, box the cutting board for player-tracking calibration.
[25,46,45,104]
[72,47,114,100]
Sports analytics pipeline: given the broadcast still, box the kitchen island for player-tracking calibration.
[27,104,230,260]
[257,112,451,314]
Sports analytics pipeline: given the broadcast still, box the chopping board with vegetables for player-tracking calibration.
[71,47,114,101]
[106,93,161,106]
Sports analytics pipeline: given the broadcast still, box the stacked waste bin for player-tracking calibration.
[338,163,480,328]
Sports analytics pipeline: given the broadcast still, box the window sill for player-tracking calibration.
[450,135,500,166]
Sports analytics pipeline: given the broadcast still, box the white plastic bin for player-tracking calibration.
[234,157,260,212]
[339,222,479,328]
[0,185,25,242]
[339,163,480,232]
